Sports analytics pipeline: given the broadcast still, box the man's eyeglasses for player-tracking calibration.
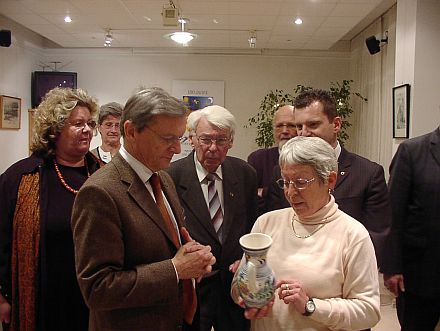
[274,123,296,130]
[146,126,187,145]
[197,136,231,147]
[68,120,97,130]
[276,178,315,190]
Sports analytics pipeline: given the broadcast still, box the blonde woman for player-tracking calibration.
[0,87,100,331]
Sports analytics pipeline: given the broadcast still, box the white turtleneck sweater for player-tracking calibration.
[243,196,380,331]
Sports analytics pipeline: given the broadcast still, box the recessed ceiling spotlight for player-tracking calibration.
[104,29,113,47]
[213,19,219,24]
[248,30,257,48]
[64,15,72,23]
[144,16,152,21]
[294,18,303,25]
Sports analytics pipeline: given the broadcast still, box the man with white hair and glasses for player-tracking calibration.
[168,105,258,331]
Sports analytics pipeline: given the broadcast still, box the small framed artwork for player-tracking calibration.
[0,95,21,129]
[392,84,410,138]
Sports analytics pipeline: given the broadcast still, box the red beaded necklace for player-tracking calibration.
[53,158,90,195]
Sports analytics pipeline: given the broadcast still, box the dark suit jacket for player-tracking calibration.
[167,152,257,326]
[247,147,279,214]
[382,128,440,297]
[72,154,187,331]
[247,146,279,190]
[266,147,391,268]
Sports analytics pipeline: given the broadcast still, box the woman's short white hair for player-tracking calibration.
[187,105,236,139]
[279,136,338,183]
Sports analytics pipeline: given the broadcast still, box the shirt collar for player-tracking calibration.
[334,140,341,160]
[119,145,154,183]
[98,146,112,163]
[193,152,223,183]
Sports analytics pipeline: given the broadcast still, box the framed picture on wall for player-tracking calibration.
[392,84,410,138]
[0,95,21,129]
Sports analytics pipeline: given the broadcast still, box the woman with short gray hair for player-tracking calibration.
[91,102,123,164]
[232,136,380,330]
[279,136,338,184]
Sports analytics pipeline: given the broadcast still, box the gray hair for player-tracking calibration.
[98,102,123,124]
[279,136,338,183]
[187,105,236,139]
[120,87,187,137]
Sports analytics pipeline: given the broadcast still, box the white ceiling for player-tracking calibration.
[0,0,394,50]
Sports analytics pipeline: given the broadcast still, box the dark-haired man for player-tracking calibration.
[382,127,440,330]
[266,89,391,270]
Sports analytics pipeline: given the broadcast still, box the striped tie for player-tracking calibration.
[207,173,223,237]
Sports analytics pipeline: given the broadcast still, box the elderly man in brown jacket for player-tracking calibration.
[72,87,215,331]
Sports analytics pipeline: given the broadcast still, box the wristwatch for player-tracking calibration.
[303,298,316,316]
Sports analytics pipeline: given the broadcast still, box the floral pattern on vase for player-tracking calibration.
[236,233,276,308]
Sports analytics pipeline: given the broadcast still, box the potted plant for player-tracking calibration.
[246,80,367,147]
[246,89,294,148]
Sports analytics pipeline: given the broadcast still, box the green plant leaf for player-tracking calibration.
[246,81,366,147]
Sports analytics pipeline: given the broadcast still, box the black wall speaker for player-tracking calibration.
[365,36,381,55]
[0,30,12,47]
[365,36,380,55]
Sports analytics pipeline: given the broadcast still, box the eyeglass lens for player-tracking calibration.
[146,126,187,145]
[198,136,230,146]
[70,120,97,130]
[276,178,314,190]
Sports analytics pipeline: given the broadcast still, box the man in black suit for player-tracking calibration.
[266,89,391,269]
[167,105,258,331]
[382,127,440,330]
[247,105,296,214]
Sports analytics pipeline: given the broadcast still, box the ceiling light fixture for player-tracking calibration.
[165,18,197,45]
[294,18,303,25]
[104,29,113,47]
[248,30,257,48]
[64,15,72,23]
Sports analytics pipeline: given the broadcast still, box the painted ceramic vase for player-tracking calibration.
[236,233,276,308]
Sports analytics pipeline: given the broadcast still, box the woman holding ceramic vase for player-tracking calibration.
[231,136,380,330]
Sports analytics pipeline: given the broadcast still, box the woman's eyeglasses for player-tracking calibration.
[276,178,315,190]
[68,120,97,130]
[101,122,120,129]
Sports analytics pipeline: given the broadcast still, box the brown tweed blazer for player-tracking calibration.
[71,154,186,331]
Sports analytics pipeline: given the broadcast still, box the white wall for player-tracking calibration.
[394,0,440,148]
[349,5,396,178]
[0,45,351,172]
[412,0,440,136]
[0,15,45,172]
